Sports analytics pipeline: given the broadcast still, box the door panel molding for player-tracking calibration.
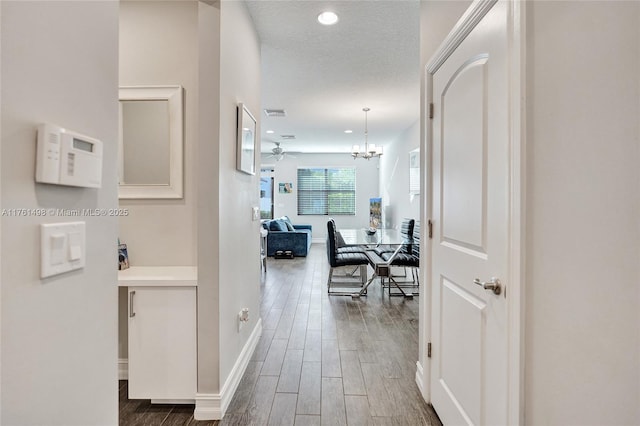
[440,56,488,254]
[439,276,486,424]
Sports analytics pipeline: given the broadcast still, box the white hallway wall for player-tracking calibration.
[196,0,222,398]
[379,120,420,230]
[524,1,639,424]
[261,152,380,242]
[118,1,198,267]
[1,2,119,424]
[216,0,262,392]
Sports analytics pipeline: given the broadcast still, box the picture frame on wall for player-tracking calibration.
[279,182,293,193]
[369,197,382,228]
[237,103,257,175]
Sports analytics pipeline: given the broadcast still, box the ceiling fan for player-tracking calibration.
[266,142,295,161]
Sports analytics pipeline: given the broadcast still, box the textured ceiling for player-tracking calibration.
[245,0,420,154]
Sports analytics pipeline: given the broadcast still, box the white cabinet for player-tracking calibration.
[120,267,197,402]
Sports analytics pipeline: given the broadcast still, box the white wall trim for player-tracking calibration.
[427,0,498,74]
[311,238,324,245]
[415,361,426,399]
[220,318,262,412]
[118,358,128,380]
[418,25,434,404]
[194,318,262,420]
[194,393,222,420]
[507,1,526,424]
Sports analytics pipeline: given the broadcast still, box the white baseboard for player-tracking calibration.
[220,318,263,412]
[119,358,128,380]
[415,361,425,398]
[194,318,263,420]
[193,393,222,420]
[312,238,325,244]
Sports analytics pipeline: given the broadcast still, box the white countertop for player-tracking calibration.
[118,266,197,287]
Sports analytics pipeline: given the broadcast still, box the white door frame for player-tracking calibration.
[416,1,525,424]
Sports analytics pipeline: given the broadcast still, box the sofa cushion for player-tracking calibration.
[269,220,288,232]
[280,216,293,227]
[285,221,295,231]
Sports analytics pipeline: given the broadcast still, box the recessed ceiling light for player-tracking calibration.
[266,130,275,134]
[317,11,338,26]
[344,130,353,134]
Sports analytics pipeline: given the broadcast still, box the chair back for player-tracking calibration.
[398,218,415,254]
[400,218,415,241]
[326,219,338,267]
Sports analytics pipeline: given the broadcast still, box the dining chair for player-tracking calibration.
[326,219,370,295]
[380,221,420,297]
[373,218,414,256]
[374,218,415,286]
[329,218,366,254]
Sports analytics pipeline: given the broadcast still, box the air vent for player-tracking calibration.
[280,135,296,140]
[264,109,287,117]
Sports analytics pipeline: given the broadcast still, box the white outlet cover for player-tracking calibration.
[41,222,86,278]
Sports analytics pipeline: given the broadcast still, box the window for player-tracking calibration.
[297,168,356,215]
[260,168,274,219]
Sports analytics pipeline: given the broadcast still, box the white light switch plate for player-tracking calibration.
[41,221,86,278]
[252,206,260,221]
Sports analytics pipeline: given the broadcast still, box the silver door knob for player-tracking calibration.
[473,277,501,295]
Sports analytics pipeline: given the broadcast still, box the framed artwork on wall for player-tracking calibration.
[237,103,257,175]
[369,197,382,228]
[279,183,293,193]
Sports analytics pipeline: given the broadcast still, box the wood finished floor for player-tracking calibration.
[120,244,441,426]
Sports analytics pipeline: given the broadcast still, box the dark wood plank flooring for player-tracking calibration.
[120,244,440,426]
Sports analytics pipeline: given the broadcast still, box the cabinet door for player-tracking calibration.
[128,286,196,400]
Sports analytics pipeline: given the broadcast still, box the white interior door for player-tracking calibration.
[429,1,510,425]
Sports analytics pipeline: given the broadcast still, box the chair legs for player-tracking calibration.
[384,267,419,297]
[327,265,368,296]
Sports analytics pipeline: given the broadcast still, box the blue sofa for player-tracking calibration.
[262,216,312,257]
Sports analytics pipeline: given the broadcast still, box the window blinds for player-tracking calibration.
[297,168,356,215]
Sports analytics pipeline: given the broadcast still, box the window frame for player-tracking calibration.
[297,167,356,216]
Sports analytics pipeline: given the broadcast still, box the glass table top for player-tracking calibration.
[337,228,405,246]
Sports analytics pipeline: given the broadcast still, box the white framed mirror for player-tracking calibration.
[118,85,184,199]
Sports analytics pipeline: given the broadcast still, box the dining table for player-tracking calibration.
[337,227,404,247]
[335,227,413,298]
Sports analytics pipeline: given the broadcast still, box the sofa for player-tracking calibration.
[261,216,312,257]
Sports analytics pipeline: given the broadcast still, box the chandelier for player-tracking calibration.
[351,107,383,160]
